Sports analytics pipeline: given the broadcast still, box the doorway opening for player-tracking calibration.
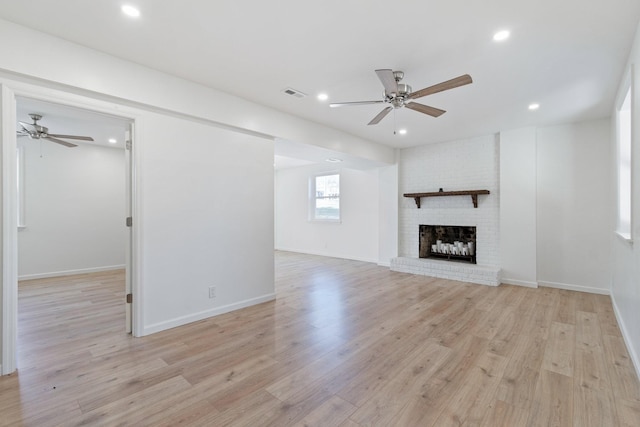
[13,96,134,370]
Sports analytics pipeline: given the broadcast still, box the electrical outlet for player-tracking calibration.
[208,286,216,299]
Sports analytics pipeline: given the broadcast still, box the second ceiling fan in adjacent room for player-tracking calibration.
[17,113,94,147]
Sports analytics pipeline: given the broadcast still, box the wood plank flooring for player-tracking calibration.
[1,251,639,426]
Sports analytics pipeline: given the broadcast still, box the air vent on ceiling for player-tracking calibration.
[282,87,307,99]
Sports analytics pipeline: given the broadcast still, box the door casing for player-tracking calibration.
[1,79,141,375]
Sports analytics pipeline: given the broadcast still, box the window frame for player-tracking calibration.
[615,72,633,243]
[309,172,341,223]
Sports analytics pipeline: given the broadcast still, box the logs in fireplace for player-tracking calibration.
[419,225,477,264]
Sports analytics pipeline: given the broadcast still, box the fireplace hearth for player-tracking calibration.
[419,225,477,264]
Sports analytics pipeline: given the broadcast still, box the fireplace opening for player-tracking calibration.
[419,225,477,264]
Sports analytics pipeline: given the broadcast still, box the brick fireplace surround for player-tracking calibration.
[390,134,502,286]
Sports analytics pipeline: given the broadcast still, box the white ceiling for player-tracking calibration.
[1,0,639,157]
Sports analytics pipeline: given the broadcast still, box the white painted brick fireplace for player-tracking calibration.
[391,134,502,286]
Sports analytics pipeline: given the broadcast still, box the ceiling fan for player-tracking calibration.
[17,113,94,147]
[330,69,472,125]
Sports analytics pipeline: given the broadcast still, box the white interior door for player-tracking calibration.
[124,126,133,333]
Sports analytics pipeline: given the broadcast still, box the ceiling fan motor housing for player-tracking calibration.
[384,83,412,108]
[23,114,47,137]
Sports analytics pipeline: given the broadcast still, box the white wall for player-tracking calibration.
[275,164,379,263]
[1,82,277,339]
[499,120,613,293]
[611,21,640,375]
[1,13,638,376]
[536,119,612,293]
[400,120,612,293]
[377,164,398,266]
[398,135,500,268]
[0,17,394,349]
[500,127,537,287]
[18,142,126,279]
[138,112,275,333]
[0,19,295,348]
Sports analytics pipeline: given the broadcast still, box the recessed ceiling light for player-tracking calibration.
[528,103,540,110]
[493,30,510,41]
[317,93,329,101]
[326,158,343,163]
[108,138,118,144]
[398,129,407,135]
[121,5,140,18]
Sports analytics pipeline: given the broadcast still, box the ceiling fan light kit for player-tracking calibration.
[17,113,94,148]
[330,69,473,125]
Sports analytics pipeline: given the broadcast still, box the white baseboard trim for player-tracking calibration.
[538,280,610,295]
[611,295,640,380]
[501,278,538,288]
[275,247,378,264]
[142,293,276,336]
[377,261,391,268]
[18,265,126,281]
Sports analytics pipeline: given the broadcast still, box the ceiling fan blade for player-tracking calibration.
[48,133,94,141]
[18,121,36,132]
[405,102,446,117]
[408,74,473,100]
[375,69,398,94]
[367,106,393,125]
[44,136,78,148]
[329,100,384,108]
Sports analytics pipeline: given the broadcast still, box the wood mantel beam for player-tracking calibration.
[403,190,490,208]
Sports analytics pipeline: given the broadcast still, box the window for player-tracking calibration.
[617,86,632,239]
[310,173,340,221]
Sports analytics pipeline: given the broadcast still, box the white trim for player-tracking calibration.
[308,218,342,224]
[501,278,538,288]
[611,295,640,380]
[537,280,610,295]
[614,230,633,243]
[1,84,18,375]
[142,293,276,336]
[130,120,143,337]
[18,265,125,281]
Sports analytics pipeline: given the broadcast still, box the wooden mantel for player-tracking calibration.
[403,190,490,208]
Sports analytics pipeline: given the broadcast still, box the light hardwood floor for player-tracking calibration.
[1,251,639,426]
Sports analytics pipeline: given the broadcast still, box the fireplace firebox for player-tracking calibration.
[419,225,477,264]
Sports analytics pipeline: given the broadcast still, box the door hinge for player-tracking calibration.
[126,293,133,304]
[126,140,132,150]
[126,216,132,227]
